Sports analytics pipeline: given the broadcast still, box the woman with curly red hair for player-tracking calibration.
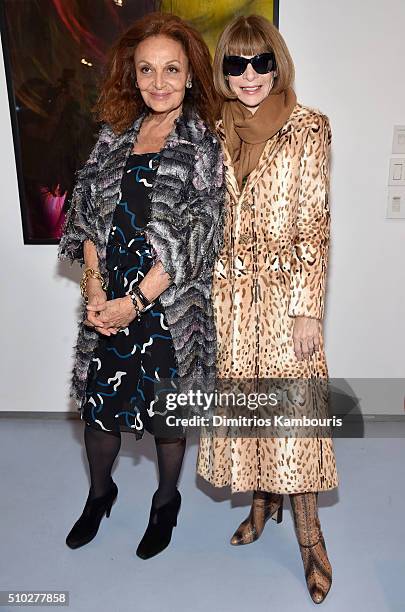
[58,12,224,559]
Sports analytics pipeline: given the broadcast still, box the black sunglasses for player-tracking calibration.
[223,52,276,77]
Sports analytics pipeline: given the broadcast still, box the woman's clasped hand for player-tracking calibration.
[83,278,137,335]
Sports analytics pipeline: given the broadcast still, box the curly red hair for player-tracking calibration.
[95,12,219,134]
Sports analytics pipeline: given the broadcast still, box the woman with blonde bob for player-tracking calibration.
[197,15,338,604]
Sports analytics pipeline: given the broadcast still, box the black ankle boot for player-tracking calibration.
[66,481,118,549]
[136,490,181,560]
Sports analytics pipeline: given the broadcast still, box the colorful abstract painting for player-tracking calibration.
[0,0,278,244]
[162,1,278,54]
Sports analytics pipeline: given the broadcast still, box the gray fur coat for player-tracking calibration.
[58,111,225,408]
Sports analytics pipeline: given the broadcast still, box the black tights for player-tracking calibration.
[84,424,186,507]
[84,425,121,499]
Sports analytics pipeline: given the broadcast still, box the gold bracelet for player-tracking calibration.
[80,268,107,303]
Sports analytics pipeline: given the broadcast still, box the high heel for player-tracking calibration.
[230,493,283,546]
[65,480,118,549]
[136,489,181,560]
[289,492,332,604]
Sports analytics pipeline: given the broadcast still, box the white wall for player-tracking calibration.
[1,0,404,413]
[280,0,405,382]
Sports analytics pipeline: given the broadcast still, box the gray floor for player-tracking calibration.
[0,418,404,612]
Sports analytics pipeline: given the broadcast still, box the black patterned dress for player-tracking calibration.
[81,152,181,439]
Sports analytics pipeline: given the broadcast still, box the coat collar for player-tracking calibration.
[217,102,298,201]
[110,109,208,153]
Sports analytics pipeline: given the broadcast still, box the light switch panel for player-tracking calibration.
[388,158,405,186]
[392,126,405,154]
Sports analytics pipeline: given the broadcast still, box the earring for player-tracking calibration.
[135,81,139,89]
[224,75,229,81]
[186,79,192,89]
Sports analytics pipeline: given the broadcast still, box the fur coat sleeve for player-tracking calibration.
[57,124,111,265]
[144,132,225,288]
[288,114,332,319]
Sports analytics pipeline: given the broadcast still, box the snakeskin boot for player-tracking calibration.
[230,491,283,546]
[289,492,332,604]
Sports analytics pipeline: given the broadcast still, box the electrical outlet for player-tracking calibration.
[387,187,405,218]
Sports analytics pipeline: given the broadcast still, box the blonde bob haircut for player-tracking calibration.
[213,14,295,100]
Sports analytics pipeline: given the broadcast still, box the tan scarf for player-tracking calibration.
[222,87,297,189]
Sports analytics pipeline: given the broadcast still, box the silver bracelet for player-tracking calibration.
[130,290,148,320]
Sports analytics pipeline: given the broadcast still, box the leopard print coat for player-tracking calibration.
[197,103,339,493]
[58,111,225,408]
